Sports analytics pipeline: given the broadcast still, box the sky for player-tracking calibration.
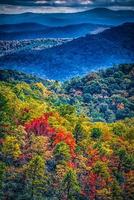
[0,0,134,14]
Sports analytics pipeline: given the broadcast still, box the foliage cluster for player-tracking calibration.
[0,69,134,199]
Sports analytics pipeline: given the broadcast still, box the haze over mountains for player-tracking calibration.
[2,7,134,40]
[0,8,134,26]
[0,7,134,80]
[0,23,134,80]
[0,23,110,40]
[1,1,134,198]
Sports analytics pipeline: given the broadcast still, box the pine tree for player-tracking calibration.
[63,168,80,200]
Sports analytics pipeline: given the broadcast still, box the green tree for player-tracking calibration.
[54,142,71,164]
[26,155,47,200]
[0,162,5,192]
[2,136,21,160]
[63,168,80,200]
[1,167,27,200]
[111,180,123,200]
[91,128,102,139]
[73,123,84,144]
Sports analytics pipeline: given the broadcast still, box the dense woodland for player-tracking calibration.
[0,64,134,199]
[1,63,134,122]
[64,64,134,122]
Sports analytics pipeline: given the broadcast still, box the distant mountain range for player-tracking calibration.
[0,8,134,26]
[0,23,48,32]
[0,23,134,80]
[0,23,110,40]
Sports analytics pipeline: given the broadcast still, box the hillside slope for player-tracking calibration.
[63,64,134,122]
[0,64,134,122]
[0,23,134,80]
[0,67,134,200]
[0,23,110,40]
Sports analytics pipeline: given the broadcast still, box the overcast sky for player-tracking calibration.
[0,0,134,6]
[0,0,134,14]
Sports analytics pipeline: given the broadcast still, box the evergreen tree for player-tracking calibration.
[63,168,80,200]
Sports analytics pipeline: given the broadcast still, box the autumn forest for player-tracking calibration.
[0,64,134,199]
[0,1,134,199]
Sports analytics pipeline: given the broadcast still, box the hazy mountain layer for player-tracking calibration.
[0,8,134,26]
[0,23,110,40]
[0,23,134,80]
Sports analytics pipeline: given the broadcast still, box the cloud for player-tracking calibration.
[1,0,134,6]
[34,0,134,5]
[0,4,89,14]
[0,0,134,14]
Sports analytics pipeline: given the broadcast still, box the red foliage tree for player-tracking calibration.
[25,113,55,137]
[53,129,76,158]
[25,113,76,157]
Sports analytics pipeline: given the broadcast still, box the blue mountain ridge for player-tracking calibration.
[0,23,110,40]
[0,23,134,81]
[0,8,134,26]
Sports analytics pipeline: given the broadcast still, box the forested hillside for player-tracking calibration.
[0,67,134,199]
[1,2,134,199]
[1,64,134,122]
[64,64,134,122]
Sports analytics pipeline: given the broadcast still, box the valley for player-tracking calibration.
[0,3,134,200]
[0,38,71,57]
[0,23,134,80]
